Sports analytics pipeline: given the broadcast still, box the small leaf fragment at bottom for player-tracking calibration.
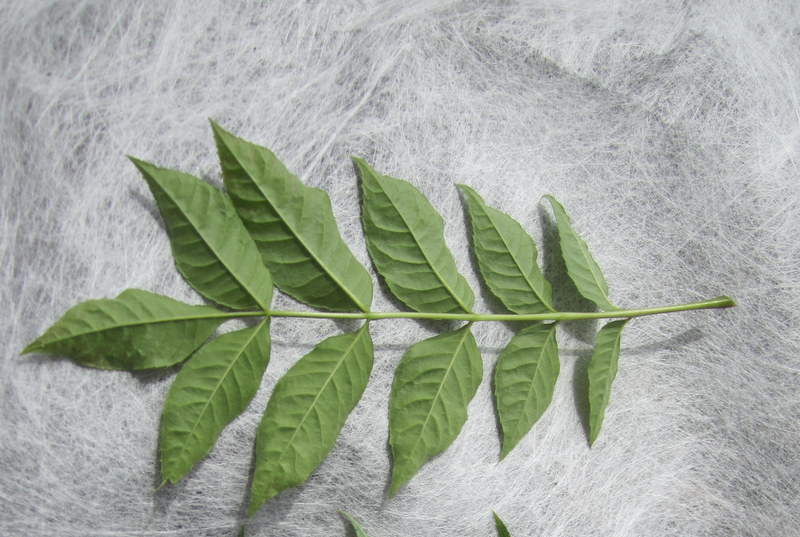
[248,324,373,515]
[341,511,370,537]
[493,511,513,537]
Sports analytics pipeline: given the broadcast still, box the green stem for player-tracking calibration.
[257,295,735,322]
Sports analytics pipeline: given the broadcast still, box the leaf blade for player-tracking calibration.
[130,158,273,311]
[212,122,372,312]
[544,195,616,311]
[587,319,629,446]
[22,289,226,370]
[458,184,553,313]
[388,325,482,495]
[494,322,560,459]
[248,324,373,515]
[355,158,474,314]
[160,320,271,484]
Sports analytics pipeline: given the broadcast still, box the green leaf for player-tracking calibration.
[494,322,559,459]
[388,325,482,495]
[587,319,629,446]
[341,512,369,537]
[458,184,553,314]
[544,195,616,311]
[22,289,226,370]
[248,324,373,515]
[211,122,372,313]
[493,512,512,537]
[130,158,273,311]
[354,157,474,314]
[160,320,270,484]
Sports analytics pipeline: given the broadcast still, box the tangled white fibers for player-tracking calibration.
[1,2,798,536]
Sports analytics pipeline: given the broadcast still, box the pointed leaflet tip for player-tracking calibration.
[493,512,512,537]
[350,156,373,182]
[126,155,149,173]
[20,340,41,355]
[454,182,475,194]
[208,118,228,140]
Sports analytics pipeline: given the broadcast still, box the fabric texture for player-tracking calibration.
[2,2,798,536]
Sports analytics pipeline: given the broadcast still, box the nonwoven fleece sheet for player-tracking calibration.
[1,2,799,536]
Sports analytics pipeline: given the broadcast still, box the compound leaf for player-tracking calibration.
[495,322,559,459]
[544,195,616,311]
[160,320,271,484]
[341,512,369,537]
[130,158,273,311]
[354,157,474,314]
[587,319,629,446]
[388,325,482,495]
[212,122,372,313]
[493,512,512,537]
[22,289,225,370]
[248,324,373,515]
[458,184,553,314]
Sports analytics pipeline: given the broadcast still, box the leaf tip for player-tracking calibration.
[245,499,260,519]
[455,183,478,198]
[20,340,41,355]
[387,474,403,498]
[127,155,157,178]
[541,193,559,207]
[208,118,229,139]
[498,442,511,461]
[350,155,370,175]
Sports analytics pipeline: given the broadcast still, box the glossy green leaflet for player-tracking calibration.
[23,122,735,517]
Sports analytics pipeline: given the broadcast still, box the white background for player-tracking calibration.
[2,2,798,536]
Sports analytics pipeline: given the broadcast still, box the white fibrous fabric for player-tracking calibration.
[2,2,798,536]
